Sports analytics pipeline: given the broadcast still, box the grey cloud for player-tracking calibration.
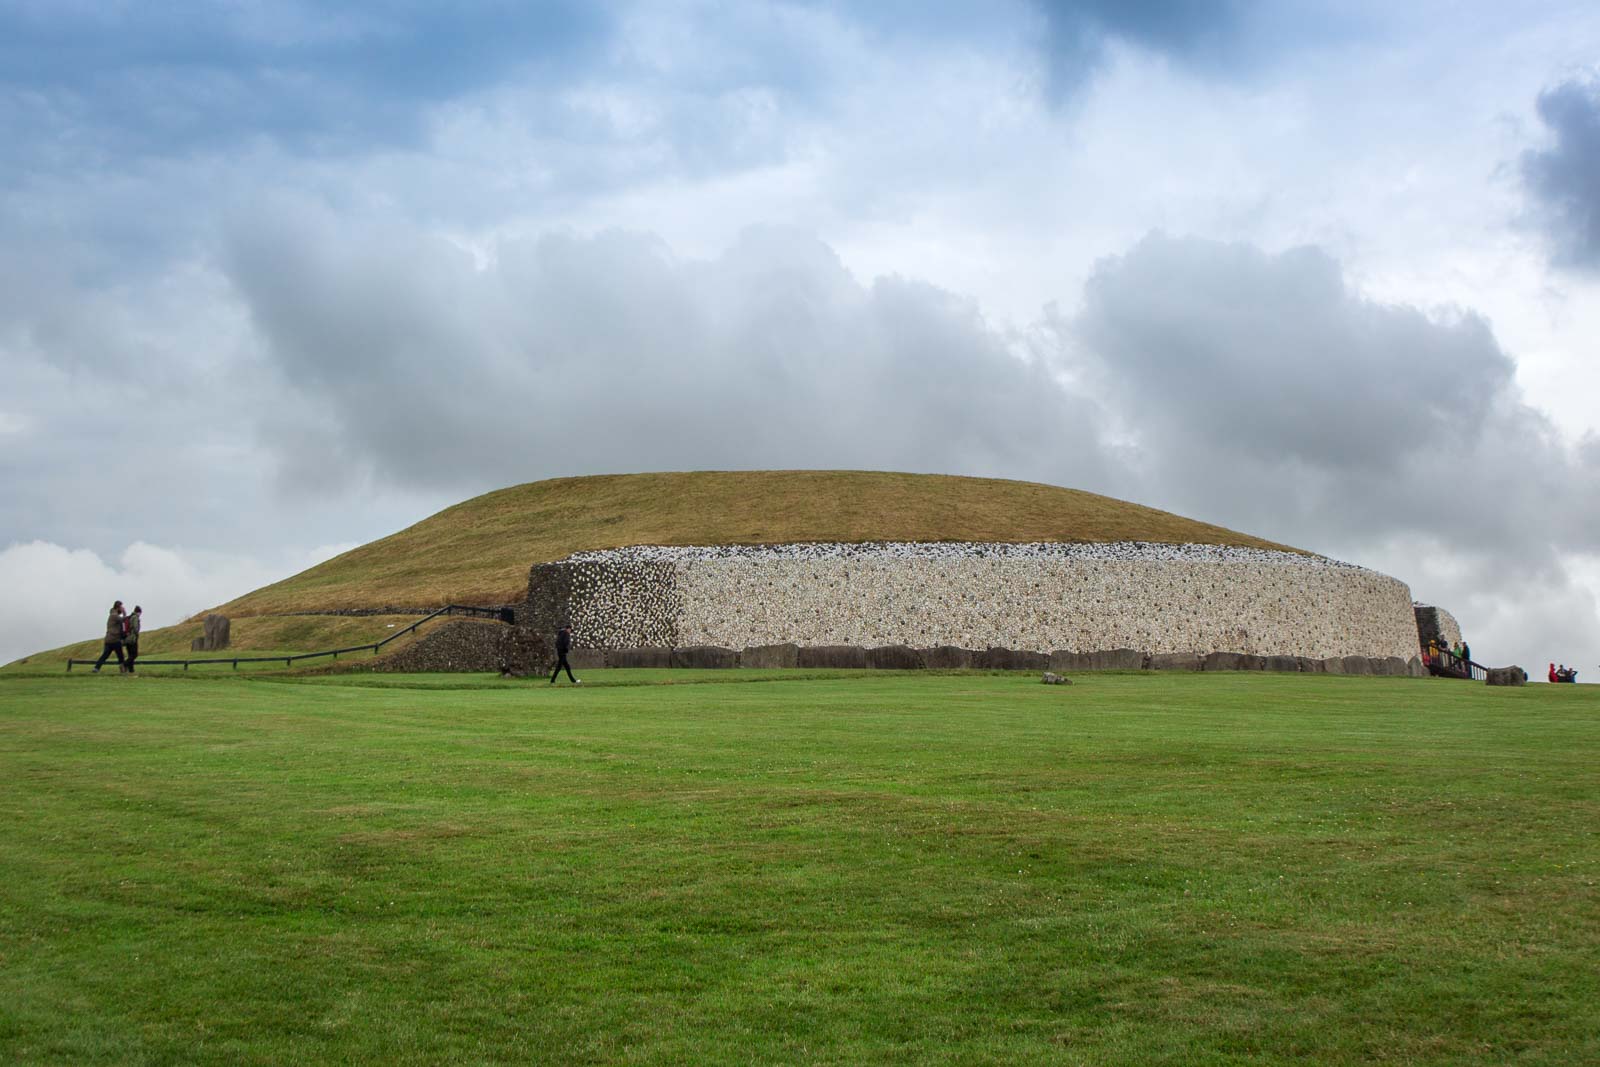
[1071,233,1600,560]
[0,1,611,164]
[222,212,1114,498]
[1032,0,1255,97]
[1522,78,1600,270]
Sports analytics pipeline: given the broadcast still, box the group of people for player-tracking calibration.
[1548,663,1580,684]
[92,600,143,674]
[1424,637,1471,669]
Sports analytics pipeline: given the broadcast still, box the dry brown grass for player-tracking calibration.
[215,470,1303,616]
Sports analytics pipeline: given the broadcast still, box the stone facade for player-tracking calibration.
[524,542,1425,662]
[1413,604,1464,653]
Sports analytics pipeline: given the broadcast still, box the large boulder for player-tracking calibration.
[1376,656,1412,677]
[741,643,799,669]
[868,645,926,670]
[797,645,871,669]
[1202,652,1266,672]
[672,645,739,669]
[975,647,1050,671]
[1148,652,1203,672]
[1049,649,1146,671]
[608,647,673,668]
[1262,655,1301,673]
[191,613,231,652]
[922,645,975,669]
[568,649,607,670]
[1485,666,1526,686]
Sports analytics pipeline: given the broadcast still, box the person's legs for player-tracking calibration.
[562,656,577,683]
[93,641,125,672]
[124,643,139,674]
[550,653,577,683]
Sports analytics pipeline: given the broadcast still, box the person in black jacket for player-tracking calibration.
[550,625,580,685]
[122,605,143,674]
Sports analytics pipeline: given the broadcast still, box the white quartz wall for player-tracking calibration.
[560,543,1421,659]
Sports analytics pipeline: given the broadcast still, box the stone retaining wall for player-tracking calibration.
[374,619,552,674]
[526,542,1424,661]
[548,643,1426,676]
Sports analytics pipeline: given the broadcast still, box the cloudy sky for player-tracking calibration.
[2,0,1598,674]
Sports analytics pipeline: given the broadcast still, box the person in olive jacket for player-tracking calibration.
[122,606,143,674]
[550,625,580,685]
[92,601,126,673]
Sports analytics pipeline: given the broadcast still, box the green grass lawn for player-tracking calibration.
[0,670,1595,1065]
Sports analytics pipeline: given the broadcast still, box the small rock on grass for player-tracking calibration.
[1042,672,1072,685]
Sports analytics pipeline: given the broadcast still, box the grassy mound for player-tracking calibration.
[218,470,1301,616]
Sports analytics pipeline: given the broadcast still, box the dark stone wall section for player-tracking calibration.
[500,642,1428,675]
[375,620,553,675]
[741,643,800,668]
[1050,649,1144,671]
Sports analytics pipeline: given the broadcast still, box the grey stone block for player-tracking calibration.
[974,647,1050,670]
[191,613,230,652]
[1148,652,1204,671]
[1339,656,1374,675]
[797,645,871,669]
[741,643,799,669]
[567,649,607,670]
[921,645,974,669]
[867,645,926,670]
[1263,655,1301,673]
[608,647,673,669]
[1486,666,1525,686]
[1041,672,1072,685]
[1297,656,1326,674]
[671,645,739,669]
[1049,648,1148,671]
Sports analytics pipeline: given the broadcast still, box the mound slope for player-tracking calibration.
[217,471,1302,617]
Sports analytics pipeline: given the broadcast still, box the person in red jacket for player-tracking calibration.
[1549,663,1559,683]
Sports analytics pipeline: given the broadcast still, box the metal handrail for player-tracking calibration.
[1424,649,1486,681]
[66,605,511,671]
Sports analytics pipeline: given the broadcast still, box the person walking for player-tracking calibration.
[92,601,126,673]
[122,605,143,674]
[550,625,580,686]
